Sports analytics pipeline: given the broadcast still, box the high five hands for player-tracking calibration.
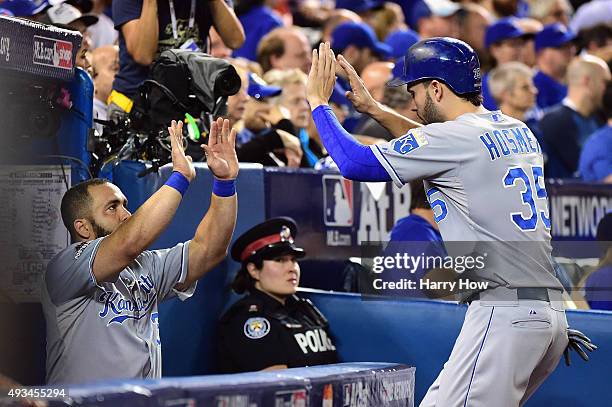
[168,118,239,181]
[306,42,337,109]
[202,117,240,180]
[306,42,378,115]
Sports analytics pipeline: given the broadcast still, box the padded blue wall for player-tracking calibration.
[301,289,612,407]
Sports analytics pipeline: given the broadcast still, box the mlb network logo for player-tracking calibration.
[323,175,353,227]
[33,35,73,70]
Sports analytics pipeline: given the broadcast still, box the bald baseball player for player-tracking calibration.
[306,41,595,406]
[42,118,239,384]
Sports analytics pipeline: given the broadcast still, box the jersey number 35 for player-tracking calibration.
[503,165,551,232]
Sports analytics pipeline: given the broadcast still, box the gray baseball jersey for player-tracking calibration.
[41,237,196,385]
[370,110,563,292]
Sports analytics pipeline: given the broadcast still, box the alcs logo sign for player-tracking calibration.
[33,35,73,70]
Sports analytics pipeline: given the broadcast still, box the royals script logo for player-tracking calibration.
[98,274,157,325]
[33,35,73,70]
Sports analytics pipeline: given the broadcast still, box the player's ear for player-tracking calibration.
[73,218,93,240]
[432,80,443,102]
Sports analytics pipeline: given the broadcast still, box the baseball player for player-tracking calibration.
[306,41,595,406]
[41,118,238,384]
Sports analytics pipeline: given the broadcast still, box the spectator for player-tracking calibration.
[335,0,384,25]
[235,73,304,167]
[540,54,610,178]
[384,28,420,62]
[410,0,461,39]
[256,27,312,74]
[335,0,382,13]
[482,17,533,109]
[237,72,282,145]
[227,64,250,128]
[331,21,391,132]
[233,0,283,62]
[110,0,244,116]
[264,69,324,167]
[533,23,577,110]
[515,17,544,68]
[45,3,99,72]
[584,213,612,310]
[455,3,494,62]
[360,61,394,103]
[320,8,361,44]
[381,179,447,299]
[488,0,527,18]
[288,0,334,28]
[488,62,538,125]
[42,119,238,384]
[579,81,612,183]
[578,23,612,64]
[210,26,233,59]
[331,22,391,75]
[1,0,50,20]
[570,0,612,34]
[87,0,118,50]
[529,0,573,27]
[218,217,338,373]
[366,2,407,41]
[91,45,119,133]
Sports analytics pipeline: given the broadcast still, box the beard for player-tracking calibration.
[89,218,113,238]
[421,92,445,124]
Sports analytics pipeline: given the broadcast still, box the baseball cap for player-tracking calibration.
[230,217,305,263]
[410,0,461,27]
[535,23,576,52]
[335,0,384,14]
[485,17,530,49]
[1,0,50,17]
[384,29,420,60]
[247,72,282,101]
[46,3,97,27]
[331,22,392,58]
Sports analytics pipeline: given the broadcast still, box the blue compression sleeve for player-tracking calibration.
[312,105,391,182]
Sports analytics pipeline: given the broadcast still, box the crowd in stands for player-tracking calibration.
[2,0,611,181]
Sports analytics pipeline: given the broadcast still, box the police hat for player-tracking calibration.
[231,217,305,263]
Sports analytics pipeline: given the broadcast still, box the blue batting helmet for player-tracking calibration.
[387,37,482,95]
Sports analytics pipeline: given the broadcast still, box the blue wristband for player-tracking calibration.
[213,178,236,197]
[165,172,190,196]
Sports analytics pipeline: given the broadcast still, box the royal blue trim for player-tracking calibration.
[464,306,495,407]
[374,144,404,184]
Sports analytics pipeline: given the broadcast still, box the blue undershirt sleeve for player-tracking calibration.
[312,105,391,182]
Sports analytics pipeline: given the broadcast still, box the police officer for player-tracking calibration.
[218,217,338,373]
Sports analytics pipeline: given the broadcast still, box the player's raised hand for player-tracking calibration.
[168,120,196,181]
[306,42,336,109]
[337,54,378,115]
[202,117,239,180]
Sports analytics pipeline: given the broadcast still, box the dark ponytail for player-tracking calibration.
[231,257,264,294]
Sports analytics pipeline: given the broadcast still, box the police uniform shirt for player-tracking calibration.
[218,289,338,373]
[41,237,196,384]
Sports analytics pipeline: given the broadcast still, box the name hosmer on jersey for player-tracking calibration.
[479,126,542,161]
